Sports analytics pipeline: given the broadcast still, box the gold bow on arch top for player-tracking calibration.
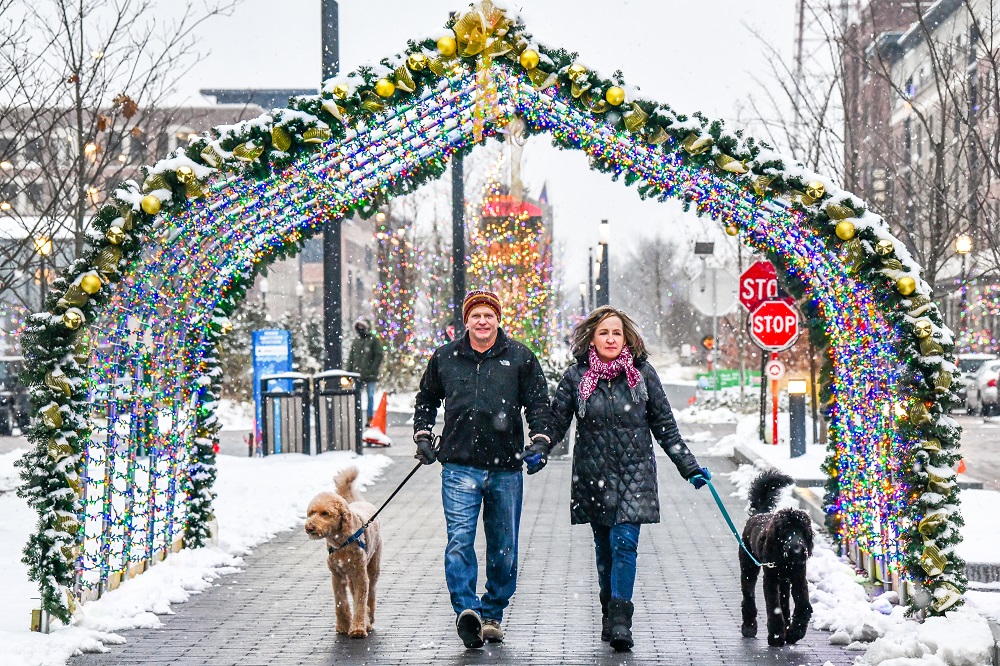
[452,0,518,142]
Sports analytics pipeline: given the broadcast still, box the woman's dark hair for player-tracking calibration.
[571,306,647,360]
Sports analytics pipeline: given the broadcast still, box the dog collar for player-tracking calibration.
[329,527,367,553]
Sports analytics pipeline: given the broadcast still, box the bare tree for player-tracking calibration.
[0,0,237,310]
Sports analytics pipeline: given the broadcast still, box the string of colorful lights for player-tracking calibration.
[19,1,963,622]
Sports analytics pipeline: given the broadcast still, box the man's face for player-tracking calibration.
[466,306,499,346]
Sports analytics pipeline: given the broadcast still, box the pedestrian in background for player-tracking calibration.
[536,305,710,652]
[412,289,551,649]
[346,319,383,424]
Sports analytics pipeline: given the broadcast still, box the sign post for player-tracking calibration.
[749,300,799,446]
[252,330,293,455]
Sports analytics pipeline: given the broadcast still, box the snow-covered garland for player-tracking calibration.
[17,0,963,622]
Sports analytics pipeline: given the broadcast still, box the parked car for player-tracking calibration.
[0,355,30,436]
[956,353,998,408]
[964,358,1000,416]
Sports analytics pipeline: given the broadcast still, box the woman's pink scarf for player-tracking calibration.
[577,344,646,416]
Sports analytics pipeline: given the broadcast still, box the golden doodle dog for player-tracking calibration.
[304,466,383,637]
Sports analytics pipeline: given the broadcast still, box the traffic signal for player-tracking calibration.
[701,335,715,351]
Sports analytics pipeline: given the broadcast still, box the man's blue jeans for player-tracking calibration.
[362,381,377,421]
[592,522,641,601]
[441,463,523,621]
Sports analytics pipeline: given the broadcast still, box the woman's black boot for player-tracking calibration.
[600,593,612,642]
[608,598,634,651]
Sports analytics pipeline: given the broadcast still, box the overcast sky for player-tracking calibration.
[169,0,799,288]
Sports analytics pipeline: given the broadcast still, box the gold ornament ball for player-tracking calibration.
[106,225,126,245]
[79,274,102,294]
[875,239,894,256]
[140,195,161,215]
[331,83,349,99]
[805,180,825,200]
[605,86,626,106]
[834,220,856,241]
[375,78,396,98]
[896,276,917,296]
[567,63,587,80]
[62,308,84,330]
[175,165,195,184]
[725,224,739,237]
[437,35,458,57]
[519,49,540,70]
[406,53,428,71]
[913,319,933,339]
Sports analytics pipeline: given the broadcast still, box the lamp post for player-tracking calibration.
[579,282,587,316]
[321,0,342,369]
[693,241,717,401]
[597,219,610,307]
[34,236,52,310]
[956,234,972,347]
[259,277,269,319]
[787,378,807,457]
[295,281,305,317]
[587,247,595,310]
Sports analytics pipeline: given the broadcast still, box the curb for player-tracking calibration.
[729,445,995,584]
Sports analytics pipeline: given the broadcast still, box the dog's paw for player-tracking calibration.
[349,626,368,639]
[767,633,785,648]
[786,627,806,644]
[741,622,757,638]
[336,622,350,634]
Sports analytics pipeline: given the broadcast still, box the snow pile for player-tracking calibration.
[708,414,761,456]
[853,611,994,665]
[362,428,393,447]
[215,399,254,431]
[676,404,740,424]
[2,450,391,666]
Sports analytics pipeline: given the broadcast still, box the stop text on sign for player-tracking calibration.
[748,300,799,351]
[739,261,778,312]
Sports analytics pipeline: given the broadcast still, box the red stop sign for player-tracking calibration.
[749,301,799,350]
[739,261,778,312]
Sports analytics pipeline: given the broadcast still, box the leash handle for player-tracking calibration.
[696,475,772,569]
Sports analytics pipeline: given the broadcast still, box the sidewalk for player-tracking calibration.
[72,425,851,665]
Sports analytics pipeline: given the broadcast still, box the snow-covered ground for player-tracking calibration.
[1,449,391,666]
[215,399,254,431]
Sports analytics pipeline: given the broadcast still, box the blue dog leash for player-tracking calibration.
[693,474,775,569]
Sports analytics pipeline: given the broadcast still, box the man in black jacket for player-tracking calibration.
[413,289,551,649]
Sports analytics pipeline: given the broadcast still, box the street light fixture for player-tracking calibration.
[259,277,269,319]
[956,233,973,346]
[295,281,305,317]
[35,235,52,309]
[596,219,610,307]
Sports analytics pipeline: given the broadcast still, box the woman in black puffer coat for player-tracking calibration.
[545,306,709,652]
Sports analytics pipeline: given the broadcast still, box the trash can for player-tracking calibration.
[259,372,311,455]
[313,370,363,455]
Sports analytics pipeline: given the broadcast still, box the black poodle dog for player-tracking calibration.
[739,469,814,647]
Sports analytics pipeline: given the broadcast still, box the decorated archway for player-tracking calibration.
[19,1,964,623]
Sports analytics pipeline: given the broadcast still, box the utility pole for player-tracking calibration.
[452,155,466,335]
[321,0,342,369]
[597,220,610,307]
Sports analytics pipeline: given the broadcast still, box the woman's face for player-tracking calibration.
[592,315,625,363]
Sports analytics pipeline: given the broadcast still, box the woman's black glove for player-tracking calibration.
[414,433,437,465]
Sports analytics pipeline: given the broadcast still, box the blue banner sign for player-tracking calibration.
[252,329,292,452]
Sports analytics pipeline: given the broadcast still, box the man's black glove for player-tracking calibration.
[414,434,437,465]
[523,438,549,475]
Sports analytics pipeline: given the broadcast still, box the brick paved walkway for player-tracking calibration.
[73,425,851,665]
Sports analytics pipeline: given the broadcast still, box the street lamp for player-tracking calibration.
[34,235,52,309]
[597,220,610,307]
[259,277,269,319]
[587,247,595,310]
[693,241,718,401]
[956,233,972,346]
[578,282,587,316]
[295,281,305,317]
